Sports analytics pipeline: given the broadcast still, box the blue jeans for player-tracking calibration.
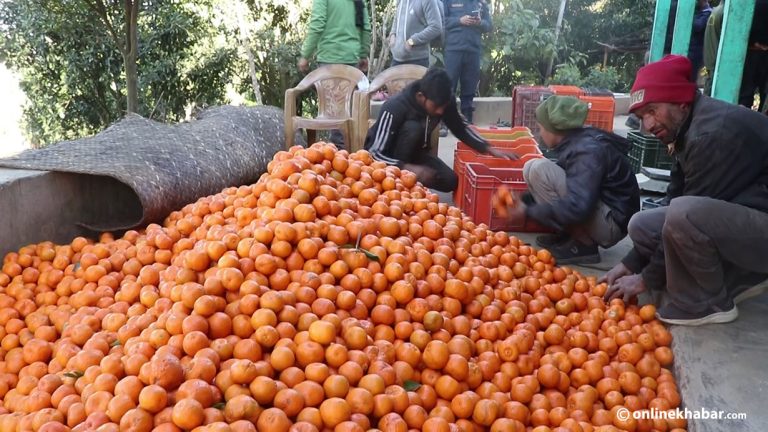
[444,49,481,122]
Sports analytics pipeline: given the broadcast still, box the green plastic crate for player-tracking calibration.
[627,131,674,173]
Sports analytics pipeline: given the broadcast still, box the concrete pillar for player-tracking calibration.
[671,0,695,56]
[650,0,673,62]
[712,0,755,103]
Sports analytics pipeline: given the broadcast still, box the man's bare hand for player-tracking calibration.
[598,262,633,287]
[604,274,647,303]
[297,58,310,73]
[460,15,476,25]
[358,58,369,73]
[487,148,519,160]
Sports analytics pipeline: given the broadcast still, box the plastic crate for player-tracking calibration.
[471,126,533,141]
[548,85,584,97]
[452,142,543,204]
[457,137,539,152]
[580,95,615,132]
[461,163,554,232]
[511,86,552,135]
[472,126,531,136]
[627,131,674,173]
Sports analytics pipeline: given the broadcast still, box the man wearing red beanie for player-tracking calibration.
[601,54,768,326]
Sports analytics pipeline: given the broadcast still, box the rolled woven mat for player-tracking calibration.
[0,105,285,235]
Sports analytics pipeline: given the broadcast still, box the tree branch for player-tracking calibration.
[83,0,123,53]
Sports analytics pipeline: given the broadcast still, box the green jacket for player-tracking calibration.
[301,0,372,64]
[703,3,723,78]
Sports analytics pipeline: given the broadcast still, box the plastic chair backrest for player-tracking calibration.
[368,64,428,97]
[294,64,369,119]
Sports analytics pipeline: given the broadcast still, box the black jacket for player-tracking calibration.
[364,82,489,166]
[622,94,768,289]
[526,127,640,232]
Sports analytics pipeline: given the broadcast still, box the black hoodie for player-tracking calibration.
[364,81,489,167]
[525,127,640,232]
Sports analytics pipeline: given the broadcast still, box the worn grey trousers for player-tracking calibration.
[523,158,624,248]
[628,195,768,312]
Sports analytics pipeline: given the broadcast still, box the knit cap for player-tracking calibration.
[535,96,589,133]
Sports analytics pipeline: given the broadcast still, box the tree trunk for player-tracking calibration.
[237,1,262,104]
[124,0,139,114]
[545,0,568,79]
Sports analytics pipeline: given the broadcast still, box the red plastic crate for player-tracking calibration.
[511,86,552,133]
[473,128,533,141]
[548,85,584,97]
[452,144,543,205]
[461,163,554,232]
[471,126,531,136]
[579,95,615,132]
[457,137,540,152]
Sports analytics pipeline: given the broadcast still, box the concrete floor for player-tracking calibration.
[436,118,768,431]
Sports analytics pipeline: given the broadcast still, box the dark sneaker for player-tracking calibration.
[731,274,768,304]
[439,125,448,137]
[549,239,600,265]
[656,300,738,326]
[535,232,570,248]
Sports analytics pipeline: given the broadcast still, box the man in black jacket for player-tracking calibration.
[508,96,640,265]
[364,67,512,192]
[602,55,768,326]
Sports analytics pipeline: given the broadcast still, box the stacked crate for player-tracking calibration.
[511,85,616,134]
[453,127,553,232]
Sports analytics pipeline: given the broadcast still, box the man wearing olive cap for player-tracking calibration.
[507,95,640,265]
[602,54,768,326]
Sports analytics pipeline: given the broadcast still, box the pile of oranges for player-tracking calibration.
[0,142,683,432]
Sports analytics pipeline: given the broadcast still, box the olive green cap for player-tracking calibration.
[535,95,589,133]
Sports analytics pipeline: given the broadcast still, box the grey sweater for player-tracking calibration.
[389,0,443,62]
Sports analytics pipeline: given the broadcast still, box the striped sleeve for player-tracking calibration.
[367,110,403,166]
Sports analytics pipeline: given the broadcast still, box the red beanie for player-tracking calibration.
[629,55,697,112]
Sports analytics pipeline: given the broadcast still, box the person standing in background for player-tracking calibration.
[689,0,712,82]
[703,0,768,111]
[702,1,723,96]
[297,0,371,147]
[442,0,492,124]
[663,0,712,82]
[389,0,443,67]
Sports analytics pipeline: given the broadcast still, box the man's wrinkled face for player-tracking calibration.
[633,102,690,144]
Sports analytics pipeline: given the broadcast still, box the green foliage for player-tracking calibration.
[0,1,235,146]
[250,29,303,108]
[551,64,584,86]
[0,0,654,146]
[565,0,655,91]
[481,0,559,96]
[245,1,316,116]
[550,64,621,91]
[583,65,620,91]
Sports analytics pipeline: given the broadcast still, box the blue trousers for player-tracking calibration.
[444,49,481,123]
